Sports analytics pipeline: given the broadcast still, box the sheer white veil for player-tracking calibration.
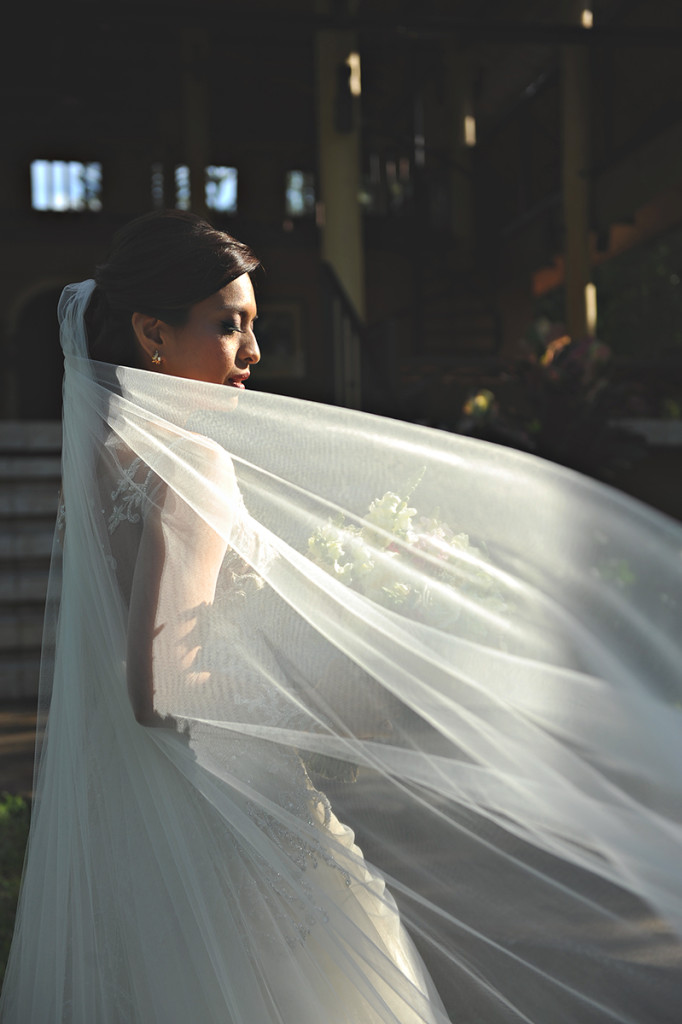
[2,277,682,1023]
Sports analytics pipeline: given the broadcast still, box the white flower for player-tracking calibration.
[330,559,354,580]
[345,537,375,578]
[364,491,417,542]
[307,484,508,635]
[308,523,347,567]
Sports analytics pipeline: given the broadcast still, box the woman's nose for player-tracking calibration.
[240,330,260,364]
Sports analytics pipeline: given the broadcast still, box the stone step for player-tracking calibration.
[0,421,61,452]
[0,652,42,699]
[612,418,682,446]
[0,482,60,518]
[0,566,55,603]
[0,523,56,560]
[0,610,45,652]
[0,455,61,480]
[0,423,62,699]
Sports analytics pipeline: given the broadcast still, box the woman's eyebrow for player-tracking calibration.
[215,306,258,323]
[216,304,256,315]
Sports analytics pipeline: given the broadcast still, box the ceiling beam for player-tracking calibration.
[21,6,682,47]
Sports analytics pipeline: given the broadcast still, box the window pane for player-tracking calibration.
[83,163,103,211]
[69,162,84,211]
[53,162,69,211]
[151,163,164,210]
[30,159,102,212]
[285,171,315,217]
[175,165,191,210]
[30,161,49,211]
[206,166,237,213]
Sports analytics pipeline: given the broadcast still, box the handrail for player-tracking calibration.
[319,262,364,335]
[320,261,365,410]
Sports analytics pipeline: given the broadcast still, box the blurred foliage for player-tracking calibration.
[455,226,682,476]
[457,321,648,481]
[535,226,682,359]
[524,227,682,417]
[0,793,30,985]
[595,232,682,358]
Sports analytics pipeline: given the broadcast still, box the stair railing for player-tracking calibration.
[320,262,364,410]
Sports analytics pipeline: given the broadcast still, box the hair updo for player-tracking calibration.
[85,210,262,366]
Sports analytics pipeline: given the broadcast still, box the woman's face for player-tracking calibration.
[154,274,260,387]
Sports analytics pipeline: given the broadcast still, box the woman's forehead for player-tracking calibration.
[202,276,256,315]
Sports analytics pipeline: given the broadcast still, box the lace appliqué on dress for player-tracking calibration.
[107,458,160,535]
[244,785,352,948]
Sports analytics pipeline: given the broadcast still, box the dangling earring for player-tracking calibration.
[151,350,162,365]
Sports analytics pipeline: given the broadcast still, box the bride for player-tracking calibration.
[2,210,681,1023]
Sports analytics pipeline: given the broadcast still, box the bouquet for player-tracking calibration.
[303,485,507,784]
[308,485,506,631]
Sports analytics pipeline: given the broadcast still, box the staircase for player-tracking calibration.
[0,422,61,700]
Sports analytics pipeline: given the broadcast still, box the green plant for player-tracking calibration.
[0,793,30,984]
[458,324,648,481]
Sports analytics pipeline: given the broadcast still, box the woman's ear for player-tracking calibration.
[131,313,166,367]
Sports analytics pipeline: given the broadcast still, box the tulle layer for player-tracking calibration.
[2,280,681,1023]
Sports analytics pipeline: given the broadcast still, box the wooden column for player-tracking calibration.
[314,23,365,318]
[561,19,591,338]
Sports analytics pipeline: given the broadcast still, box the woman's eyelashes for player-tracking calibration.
[221,322,242,336]
[220,316,257,337]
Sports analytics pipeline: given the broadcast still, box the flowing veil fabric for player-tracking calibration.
[2,279,682,1022]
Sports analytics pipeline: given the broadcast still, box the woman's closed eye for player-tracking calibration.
[221,322,242,336]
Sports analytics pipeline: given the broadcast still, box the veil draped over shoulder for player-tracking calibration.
[2,278,682,1023]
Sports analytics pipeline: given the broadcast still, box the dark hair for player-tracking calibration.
[85,210,262,366]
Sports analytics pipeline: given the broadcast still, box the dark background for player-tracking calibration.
[1,0,681,509]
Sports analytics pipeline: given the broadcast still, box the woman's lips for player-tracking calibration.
[227,380,246,389]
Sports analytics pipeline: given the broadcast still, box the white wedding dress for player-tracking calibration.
[2,279,682,1022]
